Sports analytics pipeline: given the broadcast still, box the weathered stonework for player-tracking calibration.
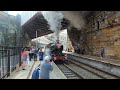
[67,34,74,52]
[67,27,81,51]
[83,11,120,60]
[67,11,120,60]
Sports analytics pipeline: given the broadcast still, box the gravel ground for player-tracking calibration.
[57,64,81,79]
[65,62,102,79]
[69,60,117,79]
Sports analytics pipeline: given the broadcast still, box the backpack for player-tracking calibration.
[31,67,40,79]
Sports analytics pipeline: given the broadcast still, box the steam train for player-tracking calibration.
[49,42,66,62]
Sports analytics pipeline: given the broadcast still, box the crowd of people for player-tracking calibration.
[74,47,105,59]
[74,48,85,55]
[20,44,105,79]
[21,45,53,79]
[21,46,40,70]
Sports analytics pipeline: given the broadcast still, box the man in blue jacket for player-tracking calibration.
[39,48,44,62]
[33,48,38,61]
[40,56,53,79]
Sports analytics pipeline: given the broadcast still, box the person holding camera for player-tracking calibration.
[40,56,53,79]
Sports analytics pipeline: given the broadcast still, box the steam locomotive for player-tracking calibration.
[49,42,66,62]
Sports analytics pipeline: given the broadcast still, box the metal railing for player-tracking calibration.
[0,46,21,79]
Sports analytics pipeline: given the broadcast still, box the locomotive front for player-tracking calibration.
[50,42,66,62]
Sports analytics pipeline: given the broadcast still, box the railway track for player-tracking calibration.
[57,63,84,79]
[65,59,120,79]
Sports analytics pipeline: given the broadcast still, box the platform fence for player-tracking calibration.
[0,46,21,79]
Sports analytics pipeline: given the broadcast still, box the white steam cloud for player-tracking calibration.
[41,11,64,43]
[62,11,86,30]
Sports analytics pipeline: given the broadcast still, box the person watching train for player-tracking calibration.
[21,47,28,70]
[40,56,53,79]
[44,44,51,59]
[39,48,44,63]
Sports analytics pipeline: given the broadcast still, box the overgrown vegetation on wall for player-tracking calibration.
[0,11,21,47]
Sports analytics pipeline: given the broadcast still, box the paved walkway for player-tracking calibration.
[29,60,40,79]
[50,62,66,79]
[29,60,66,79]
[29,61,66,79]
[7,60,35,79]
[7,59,66,79]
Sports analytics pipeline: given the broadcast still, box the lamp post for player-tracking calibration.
[36,30,37,48]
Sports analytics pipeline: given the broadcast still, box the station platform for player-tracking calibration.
[50,61,66,79]
[7,60,66,79]
[64,51,120,76]
[65,52,120,66]
[7,60,35,79]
